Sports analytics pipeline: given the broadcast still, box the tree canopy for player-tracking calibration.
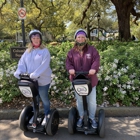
[0,0,140,41]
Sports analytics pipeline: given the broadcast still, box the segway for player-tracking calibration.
[68,72,105,137]
[18,74,59,135]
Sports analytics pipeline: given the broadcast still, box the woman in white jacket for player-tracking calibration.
[14,29,52,126]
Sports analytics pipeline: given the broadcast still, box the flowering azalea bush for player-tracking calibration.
[96,41,140,107]
[0,41,140,107]
[0,42,19,102]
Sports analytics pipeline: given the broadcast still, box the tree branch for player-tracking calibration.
[79,0,93,25]
[131,7,140,26]
[32,0,42,19]
[0,0,7,16]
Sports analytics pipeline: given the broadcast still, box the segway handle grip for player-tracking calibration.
[19,73,30,80]
[19,74,40,80]
[67,71,89,75]
[75,71,89,75]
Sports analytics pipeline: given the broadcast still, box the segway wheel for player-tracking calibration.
[19,106,33,131]
[98,109,105,138]
[68,107,77,134]
[46,109,59,136]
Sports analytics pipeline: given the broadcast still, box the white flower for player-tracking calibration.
[127,81,131,84]
[122,84,126,88]
[103,92,108,96]
[51,80,55,86]
[134,97,139,100]
[51,56,55,59]
[53,86,56,90]
[51,74,56,78]
[113,71,117,74]
[70,85,73,90]
[126,66,129,69]
[0,98,2,104]
[0,85,3,88]
[127,85,131,89]
[105,76,110,80]
[99,66,104,72]
[13,66,17,69]
[55,90,59,93]
[117,84,121,88]
[5,69,10,73]
[117,71,121,76]
[121,90,126,94]
[51,91,55,94]
[57,61,61,64]
[121,68,127,73]
[0,71,3,77]
[114,59,119,63]
[110,83,112,86]
[55,77,58,79]
[103,87,108,91]
[6,74,10,77]
[130,74,135,79]
[10,70,15,74]
[113,75,118,78]
[60,61,64,64]
[112,63,117,68]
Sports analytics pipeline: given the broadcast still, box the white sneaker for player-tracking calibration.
[41,115,50,126]
[41,117,46,126]
[29,116,34,124]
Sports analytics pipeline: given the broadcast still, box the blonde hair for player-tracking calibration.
[26,43,46,53]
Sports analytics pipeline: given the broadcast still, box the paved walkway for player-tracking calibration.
[0,117,140,140]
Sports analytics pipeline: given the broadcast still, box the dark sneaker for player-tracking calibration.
[91,119,97,129]
[77,118,83,127]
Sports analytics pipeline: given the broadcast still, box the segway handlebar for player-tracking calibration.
[19,74,40,80]
[19,73,30,80]
[67,71,89,75]
[75,71,89,75]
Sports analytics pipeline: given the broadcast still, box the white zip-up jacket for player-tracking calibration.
[14,47,52,86]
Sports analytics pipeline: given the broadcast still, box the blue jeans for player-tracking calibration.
[33,84,50,116]
[75,86,96,120]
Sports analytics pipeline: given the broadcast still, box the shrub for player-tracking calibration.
[0,41,140,107]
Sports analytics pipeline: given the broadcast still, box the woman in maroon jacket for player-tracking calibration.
[65,29,100,129]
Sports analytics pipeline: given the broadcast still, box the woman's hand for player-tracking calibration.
[69,69,75,75]
[89,69,96,75]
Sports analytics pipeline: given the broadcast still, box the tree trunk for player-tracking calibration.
[111,0,134,41]
[86,23,91,40]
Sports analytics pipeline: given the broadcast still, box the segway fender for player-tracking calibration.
[68,107,78,134]
[98,109,105,138]
[46,109,59,136]
[19,106,33,131]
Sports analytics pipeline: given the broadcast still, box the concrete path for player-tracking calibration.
[0,117,140,140]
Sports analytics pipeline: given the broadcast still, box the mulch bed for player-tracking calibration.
[0,95,76,110]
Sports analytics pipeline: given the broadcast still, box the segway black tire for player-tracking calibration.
[46,109,59,136]
[19,106,33,131]
[98,109,105,138]
[68,107,77,134]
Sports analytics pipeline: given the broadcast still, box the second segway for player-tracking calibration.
[68,72,105,137]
